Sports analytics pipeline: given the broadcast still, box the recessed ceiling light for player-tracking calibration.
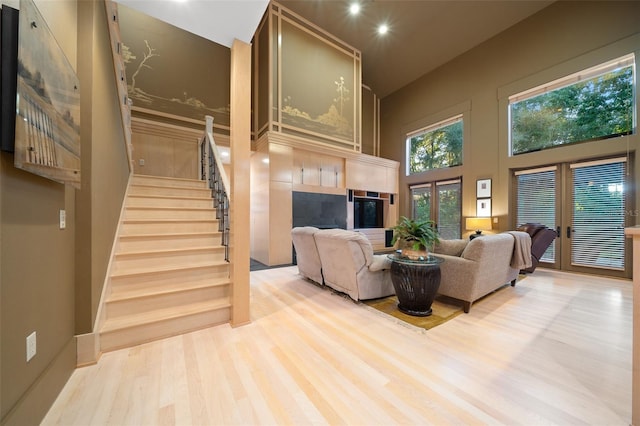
[378,24,389,35]
[349,3,361,15]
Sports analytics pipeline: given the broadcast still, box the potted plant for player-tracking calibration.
[391,216,440,260]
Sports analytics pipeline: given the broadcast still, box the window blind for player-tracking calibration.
[571,160,626,270]
[516,169,556,263]
[437,181,461,239]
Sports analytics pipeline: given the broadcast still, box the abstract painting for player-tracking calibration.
[14,0,80,188]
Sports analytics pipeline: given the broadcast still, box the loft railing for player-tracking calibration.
[200,115,231,262]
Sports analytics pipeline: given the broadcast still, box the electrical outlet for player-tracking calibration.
[139,158,145,166]
[26,331,36,362]
[59,210,66,229]
[493,217,498,224]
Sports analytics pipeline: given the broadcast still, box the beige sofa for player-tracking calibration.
[291,226,323,285]
[432,233,527,313]
[294,228,394,301]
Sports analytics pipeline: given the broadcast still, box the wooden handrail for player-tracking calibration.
[200,115,231,262]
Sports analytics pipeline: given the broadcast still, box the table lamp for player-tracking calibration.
[465,217,492,237]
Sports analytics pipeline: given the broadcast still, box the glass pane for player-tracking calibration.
[411,186,431,222]
[516,170,556,262]
[571,161,626,270]
[437,182,461,239]
[408,119,463,174]
[511,65,634,155]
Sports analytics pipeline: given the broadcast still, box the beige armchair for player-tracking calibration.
[291,226,323,285]
[314,228,394,301]
[433,234,521,313]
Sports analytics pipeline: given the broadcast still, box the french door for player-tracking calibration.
[410,179,461,240]
[514,156,631,278]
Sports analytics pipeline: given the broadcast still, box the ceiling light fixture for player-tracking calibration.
[349,3,361,16]
[377,23,389,35]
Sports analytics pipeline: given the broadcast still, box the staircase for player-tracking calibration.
[99,174,231,352]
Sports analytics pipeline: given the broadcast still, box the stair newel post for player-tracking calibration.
[205,115,214,135]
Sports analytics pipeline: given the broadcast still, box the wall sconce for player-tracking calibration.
[465,217,492,239]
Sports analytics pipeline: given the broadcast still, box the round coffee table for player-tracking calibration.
[387,253,444,316]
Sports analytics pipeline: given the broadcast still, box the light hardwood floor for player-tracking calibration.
[43,266,632,425]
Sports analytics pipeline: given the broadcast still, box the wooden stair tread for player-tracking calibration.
[131,183,209,190]
[119,231,219,240]
[110,261,228,278]
[132,174,203,183]
[127,194,213,201]
[123,218,218,225]
[126,206,216,212]
[115,245,223,258]
[108,277,231,302]
[101,299,231,333]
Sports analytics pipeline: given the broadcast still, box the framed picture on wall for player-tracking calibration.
[477,198,492,217]
[477,178,492,198]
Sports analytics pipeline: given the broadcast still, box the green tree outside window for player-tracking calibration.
[511,66,634,155]
[408,119,463,174]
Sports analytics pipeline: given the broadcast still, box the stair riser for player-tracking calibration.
[100,307,231,353]
[124,208,216,221]
[112,250,226,274]
[126,197,213,208]
[121,221,219,235]
[129,186,211,198]
[106,285,230,319]
[118,234,221,252]
[132,176,207,189]
[110,265,230,293]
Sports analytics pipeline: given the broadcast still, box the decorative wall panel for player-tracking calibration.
[118,4,230,127]
[255,2,362,151]
[14,0,80,188]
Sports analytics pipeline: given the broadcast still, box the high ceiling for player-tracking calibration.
[278,0,554,98]
[117,0,554,98]
[116,0,270,47]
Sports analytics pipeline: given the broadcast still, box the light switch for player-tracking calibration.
[59,210,66,229]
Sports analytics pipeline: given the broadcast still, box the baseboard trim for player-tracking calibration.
[76,332,101,367]
[1,337,76,426]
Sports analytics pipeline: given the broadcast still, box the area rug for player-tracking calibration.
[362,295,463,332]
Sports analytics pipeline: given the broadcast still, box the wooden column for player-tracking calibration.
[624,225,640,426]
[230,39,251,326]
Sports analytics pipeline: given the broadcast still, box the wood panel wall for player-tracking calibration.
[130,117,228,179]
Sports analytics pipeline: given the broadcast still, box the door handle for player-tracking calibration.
[566,226,571,238]
[556,226,561,238]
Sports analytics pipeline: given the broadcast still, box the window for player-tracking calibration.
[407,116,463,175]
[509,54,635,155]
[411,184,431,222]
[570,158,627,270]
[410,179,461,239]
[515,166,557,263]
